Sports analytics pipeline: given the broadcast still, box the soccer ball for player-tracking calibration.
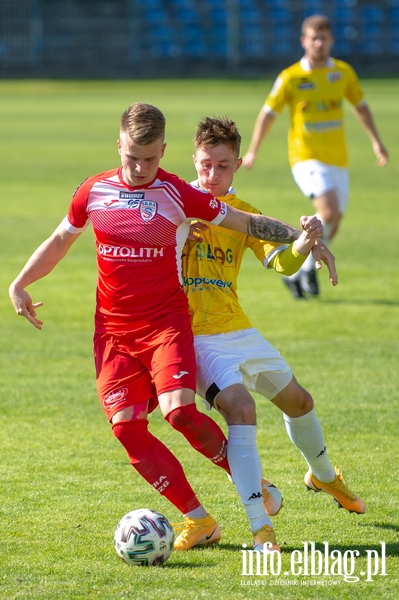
[114,508,175,567]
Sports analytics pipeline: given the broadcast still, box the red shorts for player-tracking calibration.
[94,311,197,421]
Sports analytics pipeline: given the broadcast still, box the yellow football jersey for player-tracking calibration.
[265,57,365,167]
[182,190,306,336]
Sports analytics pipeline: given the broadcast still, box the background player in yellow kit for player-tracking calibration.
[183,116,365,552]
[242,14,388,299]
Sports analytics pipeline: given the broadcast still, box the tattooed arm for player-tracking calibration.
[220,204,322,243]
[247,213,300,243]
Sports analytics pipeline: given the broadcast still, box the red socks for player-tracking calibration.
[112,419,200,514]
[111,403,231,516]
[165,404,230,474]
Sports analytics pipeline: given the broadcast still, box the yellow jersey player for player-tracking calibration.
[243,14,388,299]
[11,103,329,554]
[183,116,365,553]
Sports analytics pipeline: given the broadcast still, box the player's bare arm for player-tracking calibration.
[352,104,388,166]
[9,224,80,330]
[242,109,276,169]
[311,239,338,286]
[293,215,324,254]
[295,216,337,285]
[299,215,324,238]
[221,204,313,243]
[248,214,301,243]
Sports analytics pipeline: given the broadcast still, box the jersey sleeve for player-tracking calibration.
[64,178,93,232]
[265,242,307,275]
[234,196,283,265]
[343,63,365,106]
[179,179,227,224]
[244,218,281,264]
[264,70,290,114]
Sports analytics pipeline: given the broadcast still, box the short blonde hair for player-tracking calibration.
[301,14,332,36]
[120,103,165,144]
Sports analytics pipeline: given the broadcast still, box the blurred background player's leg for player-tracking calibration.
[284,163,346,299]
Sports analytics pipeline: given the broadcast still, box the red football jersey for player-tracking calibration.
[63,167,227,333]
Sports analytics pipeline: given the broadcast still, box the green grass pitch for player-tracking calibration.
[0,79,398,599]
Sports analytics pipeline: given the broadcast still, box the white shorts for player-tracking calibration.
[194,328,292,410]
[291,159,349,214]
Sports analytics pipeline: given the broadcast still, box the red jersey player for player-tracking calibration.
[9,103,335,553]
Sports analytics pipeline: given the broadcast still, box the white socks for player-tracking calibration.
[283,409,335,482]
[185,505,208,519]
[227,425,272,533]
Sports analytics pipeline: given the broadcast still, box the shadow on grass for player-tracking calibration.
[358,521,399,533]
[162,561,209,569]
[320,298,399,306]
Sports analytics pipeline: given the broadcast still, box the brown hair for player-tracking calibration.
[301,14,332,36]
[120,103,166,144]
[194,116,241,157]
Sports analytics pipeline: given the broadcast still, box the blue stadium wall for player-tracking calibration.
[0,0,398,78]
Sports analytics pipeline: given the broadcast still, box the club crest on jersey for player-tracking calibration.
[140,200,157,222]
[328,71,342,83]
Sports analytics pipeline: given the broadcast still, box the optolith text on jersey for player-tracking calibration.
[98,244,165,258]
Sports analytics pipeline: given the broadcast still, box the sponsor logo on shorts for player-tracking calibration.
[172,371,189,379]
[104,387,128,406]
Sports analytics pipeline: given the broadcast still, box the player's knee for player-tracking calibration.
[295,388,314,415]
[231,402,256,425]
[217,392,256,425]
[164,403,197,430]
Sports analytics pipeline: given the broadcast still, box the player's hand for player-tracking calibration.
[9,285,44,330]
[372,141,388,167]
[311,240,338,286]
[242,152,256,170]
[187,220,209,242]
[300,215,324,238]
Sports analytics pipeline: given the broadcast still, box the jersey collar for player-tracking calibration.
[300,56,334,71]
